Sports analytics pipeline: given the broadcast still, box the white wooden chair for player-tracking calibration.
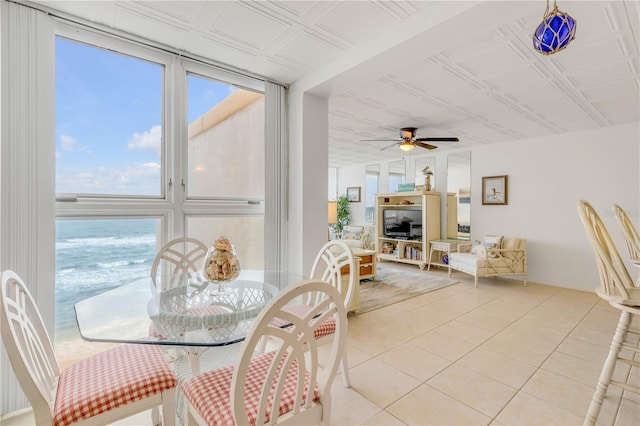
[151,237,209,291]
[258,240,356,387]
[181,279,347,425]
[0,269,178,426]
[577,200,640,425]
[613,203,640,263]
[307,240,356,387]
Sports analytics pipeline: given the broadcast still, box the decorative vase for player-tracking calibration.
[204,236,241,283]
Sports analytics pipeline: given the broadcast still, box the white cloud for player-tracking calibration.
[60,134,78,151]
[56,151,63,159]
[56,162,161,196]
[128,125,161,157]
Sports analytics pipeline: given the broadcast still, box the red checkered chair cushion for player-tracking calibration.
[271,304,336,339]
[53,344,177,426]
[182,350,319,426]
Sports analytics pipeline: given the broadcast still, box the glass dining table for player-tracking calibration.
[74,269,304,374]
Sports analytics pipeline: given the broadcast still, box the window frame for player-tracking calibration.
[54,23,269,241]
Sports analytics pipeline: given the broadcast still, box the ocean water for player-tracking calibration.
[55,219,158,344]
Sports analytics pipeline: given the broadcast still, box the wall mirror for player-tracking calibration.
[365,164,380,224]
[414,157,436,190]
[388,159,406,192]
[447,151,471,239]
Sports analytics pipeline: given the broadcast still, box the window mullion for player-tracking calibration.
[166,57,186,241]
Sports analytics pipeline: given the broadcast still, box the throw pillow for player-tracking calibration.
[342,226,362,241]
[483,235,503,259]
[470,240,484,255]
[484,242,500,258]
[483,235,503,246]
[343,231,360,240]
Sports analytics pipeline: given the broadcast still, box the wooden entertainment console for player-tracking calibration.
[376,191,441,270]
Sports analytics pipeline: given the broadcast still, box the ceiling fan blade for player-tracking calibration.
[360,139,399,142]
[380,142,400,151]
[415,137,459,142]
[415,142,438,150]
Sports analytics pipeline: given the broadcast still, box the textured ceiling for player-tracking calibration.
[25,0,640,167]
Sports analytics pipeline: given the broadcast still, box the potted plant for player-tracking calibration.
[333,194,351,235]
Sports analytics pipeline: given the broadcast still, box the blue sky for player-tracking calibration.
[55,37,233,196]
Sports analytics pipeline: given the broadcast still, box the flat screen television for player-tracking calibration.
[383,209,422,238]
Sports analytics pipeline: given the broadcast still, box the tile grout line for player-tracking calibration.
[489,297,616,424]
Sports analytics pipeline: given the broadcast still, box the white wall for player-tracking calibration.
[287,89,330,275]
[336,123,640,292]
[338,163,366,225]
[471,123,639,291]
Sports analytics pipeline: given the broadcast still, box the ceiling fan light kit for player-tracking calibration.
[533,0,576,55]
[361,126,459,152]
[399,141,415,151]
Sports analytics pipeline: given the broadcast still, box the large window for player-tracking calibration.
[53,26,275,355]
[55,38,163,197]
[365,164,379,224]
[388,159,406,193]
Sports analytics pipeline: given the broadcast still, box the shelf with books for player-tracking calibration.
[375,191,441,270]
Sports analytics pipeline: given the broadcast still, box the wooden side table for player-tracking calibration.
[427,239,463,273]
[337,248,377,314]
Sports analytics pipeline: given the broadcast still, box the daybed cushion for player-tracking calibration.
[449,252,520,269]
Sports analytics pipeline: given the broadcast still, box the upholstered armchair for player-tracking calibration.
[448,235,527,287]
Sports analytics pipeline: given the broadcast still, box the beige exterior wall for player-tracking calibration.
[186,92,266,269]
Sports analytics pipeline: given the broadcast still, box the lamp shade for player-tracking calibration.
[533,3,576,55]
[328,201,338,225]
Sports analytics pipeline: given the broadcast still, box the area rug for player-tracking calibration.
[358,263,458,314]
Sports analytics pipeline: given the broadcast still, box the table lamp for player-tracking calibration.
[328,201,337,240]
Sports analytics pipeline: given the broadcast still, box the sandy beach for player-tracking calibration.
[55,338,120,371]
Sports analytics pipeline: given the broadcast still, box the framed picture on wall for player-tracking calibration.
[346,186,361,202]
[482,175,508,205]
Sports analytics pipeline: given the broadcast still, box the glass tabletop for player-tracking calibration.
[74,270,304,347]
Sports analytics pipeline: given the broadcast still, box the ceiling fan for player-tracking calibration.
[362,127,459,151]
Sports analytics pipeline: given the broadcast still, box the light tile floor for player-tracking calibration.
[3,262,639,425]
[327,263,640,426]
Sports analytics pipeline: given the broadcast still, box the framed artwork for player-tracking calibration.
[346,186,361,202]
[482,175,508,205]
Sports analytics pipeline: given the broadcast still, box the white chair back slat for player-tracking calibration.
[613,203,640,262]
[578,200,634,302]
[1,271,60,422]
[151,237,208,290]
[230,280,346,426]
[309,240,356,309]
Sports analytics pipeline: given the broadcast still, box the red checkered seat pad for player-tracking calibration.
[53,344,177,426]
[182,351,320,426]
[270,304,336,339]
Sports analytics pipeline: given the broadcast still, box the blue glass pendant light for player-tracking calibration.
[533,0,576,55]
